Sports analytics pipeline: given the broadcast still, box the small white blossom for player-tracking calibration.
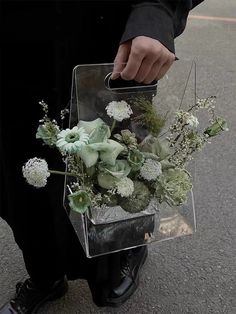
[56,126,89,153]
[105,100,133,122]
[196,96,216,109]
[22,158,50,188]
[116,177,134,197]
[140,159,162,181]
[186,114,199,128]
[176,111,199,128]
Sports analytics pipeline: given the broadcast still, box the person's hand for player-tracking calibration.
[111,36,175,84]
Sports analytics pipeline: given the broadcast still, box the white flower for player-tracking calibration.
[140,159,162,181]
[56,126,89,153]
[176,111,199,128]
[185,114,199,128]
[22,158,50,188]
[105,100,133,122]
[116,177,134,197]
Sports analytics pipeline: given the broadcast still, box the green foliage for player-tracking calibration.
[129,96,166,136]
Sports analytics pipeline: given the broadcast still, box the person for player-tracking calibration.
[0,0,204,313]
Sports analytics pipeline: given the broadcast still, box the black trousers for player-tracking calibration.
[0,1,129,306]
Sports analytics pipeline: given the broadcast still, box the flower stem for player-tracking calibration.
[48,169,77,177]
[110,119,116,133]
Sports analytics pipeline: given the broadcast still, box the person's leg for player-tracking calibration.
[0,5,71,309]
[85,246,148,308]
[105,246,148,307]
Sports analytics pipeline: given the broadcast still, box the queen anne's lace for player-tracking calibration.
[22,158,50,188]
[105,100,133,122]
[140,159,162,181]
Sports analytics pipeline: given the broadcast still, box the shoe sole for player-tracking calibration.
[106,246,148,308]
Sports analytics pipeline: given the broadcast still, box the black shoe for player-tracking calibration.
[106,246,148,307]
[0,277,68,314]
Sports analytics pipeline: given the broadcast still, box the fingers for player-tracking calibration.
[111,43,131,80]
[116,36,175,84]
[120,44,148,81]
[143,58,174,84]
[155,58,174,80]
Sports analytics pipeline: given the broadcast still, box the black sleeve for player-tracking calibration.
[120,0,204,53]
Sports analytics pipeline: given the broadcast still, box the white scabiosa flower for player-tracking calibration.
[105,100,133,122]
[56,126,89,153]
[140,159,162,181]
[116,177,134,198]
[22,157,50,188]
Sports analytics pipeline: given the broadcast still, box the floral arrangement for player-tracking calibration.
[22,96,228,215]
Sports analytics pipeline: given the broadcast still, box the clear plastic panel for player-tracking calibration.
[63,60,197,258]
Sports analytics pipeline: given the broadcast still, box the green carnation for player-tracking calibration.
[155,168,192,206]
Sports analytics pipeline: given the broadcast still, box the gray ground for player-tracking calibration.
[1,1,236,313]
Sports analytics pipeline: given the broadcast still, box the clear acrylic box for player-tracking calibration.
[63,60,197,258]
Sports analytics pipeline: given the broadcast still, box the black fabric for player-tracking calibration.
[0,0,203,305]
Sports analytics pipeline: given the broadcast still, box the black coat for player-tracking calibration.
[0,0,204,301]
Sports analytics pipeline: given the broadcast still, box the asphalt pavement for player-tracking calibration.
[0,1,236,313]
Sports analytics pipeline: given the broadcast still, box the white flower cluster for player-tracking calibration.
[186,114,199,128]
[176,111,199,128]
[116,177,134,197]
[140,159,162,181]
[196,96,216,109]
[105,100,133,122]
[22,158,50,188]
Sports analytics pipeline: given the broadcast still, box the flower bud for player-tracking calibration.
[204,117,228,137]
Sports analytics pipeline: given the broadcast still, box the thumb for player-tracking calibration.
[111,43,131,80]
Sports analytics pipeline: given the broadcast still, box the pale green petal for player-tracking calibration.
[99,160,131,179]
[78,145,99,168]
[77,118,105,135]
[89,142,110,151]
[97,173,118,189]
[99,140,124,166]
[140,136,171,160]
[89,123,111,143]
[68,190,91,214]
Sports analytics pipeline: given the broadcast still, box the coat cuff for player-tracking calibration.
[120,3,175,53]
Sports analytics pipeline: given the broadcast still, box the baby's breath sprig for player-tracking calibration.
[60,108,69,121]
[36,100,60,146]
[38,100,50,123]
